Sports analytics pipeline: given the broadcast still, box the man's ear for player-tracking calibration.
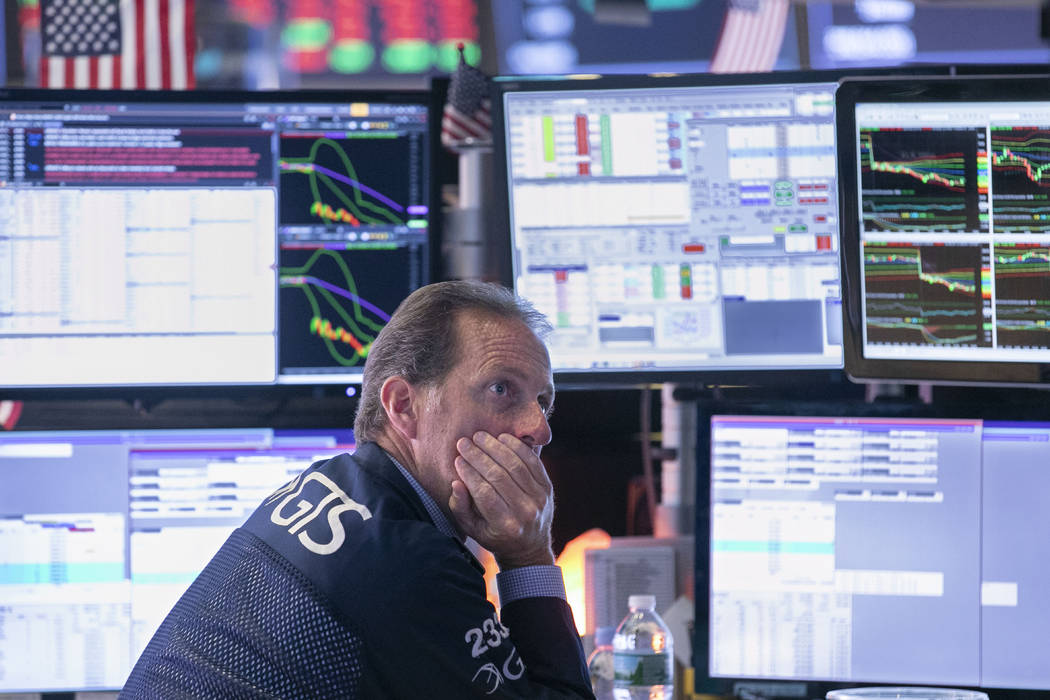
[380,375,420,440]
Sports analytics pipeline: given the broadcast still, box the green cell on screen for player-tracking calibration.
[383,40,433,73]
[282,18,332,49]
[345,242,397,250]
[542,116,556,162]
[651,265,665,299]
[329,40,375,74]
[578,0,700,11]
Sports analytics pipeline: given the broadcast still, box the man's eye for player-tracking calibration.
[489,383,507,396]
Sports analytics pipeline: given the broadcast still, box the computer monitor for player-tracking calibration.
[695,400,1050,695]
[0,426,353,692]
[489,2,776,76]
[836,74,1050,385]
[0,87,436,393]
[806,3,1050,70]
[494,71,874,385]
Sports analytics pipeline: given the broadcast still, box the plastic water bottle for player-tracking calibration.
[587,626,616,699]
[612,594,674,700]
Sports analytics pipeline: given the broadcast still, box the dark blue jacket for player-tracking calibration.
[121,441,594,698]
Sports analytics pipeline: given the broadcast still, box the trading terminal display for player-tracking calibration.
[851,97,1050,364]
[701,414,1050,690]
[275,118,429,383]
[0,428,352,692]
[0,90,431,389]
[499,79,844,376]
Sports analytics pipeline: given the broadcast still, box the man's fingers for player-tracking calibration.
[496,433,552,492]
[448,479,478,529]
[452,432,556,560]
[455,434,528,497]
[453,451,511,515]
[460,432,545,498]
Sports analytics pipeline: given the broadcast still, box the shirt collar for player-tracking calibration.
[384,449,463,542]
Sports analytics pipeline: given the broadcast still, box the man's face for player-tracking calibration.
[411,310,555,517]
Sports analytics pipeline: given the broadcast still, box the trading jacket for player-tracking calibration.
[120,441,594,698]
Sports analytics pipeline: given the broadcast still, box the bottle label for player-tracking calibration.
[613,651,671,686]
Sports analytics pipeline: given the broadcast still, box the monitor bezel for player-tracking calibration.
[0,423,357,693]
[691,392,1050,700]
[836,74,1050,387]
[0,85,443,399]
[490,68,949,389]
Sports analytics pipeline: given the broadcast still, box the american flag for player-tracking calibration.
[0,401,22,431]
[441,43,491,150]
[40,0,195,89]
[709,0,790,74]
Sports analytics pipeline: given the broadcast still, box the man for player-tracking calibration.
[121,280,594,698]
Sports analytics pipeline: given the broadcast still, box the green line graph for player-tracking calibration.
[863,242,989,347]
[279,248,388,366]
[861,132,966,190]
[280,137,405,226]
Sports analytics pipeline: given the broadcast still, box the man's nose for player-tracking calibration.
[519,403,552,450]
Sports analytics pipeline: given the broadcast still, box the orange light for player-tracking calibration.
[554,528,612,635]
[473,544,500,609]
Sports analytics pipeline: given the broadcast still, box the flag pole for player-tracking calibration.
[442,42,496,280]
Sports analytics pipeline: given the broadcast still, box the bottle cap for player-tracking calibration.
[628,594,656,610]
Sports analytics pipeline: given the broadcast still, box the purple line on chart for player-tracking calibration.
[280,162,405,212]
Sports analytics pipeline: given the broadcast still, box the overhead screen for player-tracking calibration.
[696,405,1050,694]
[495,73,854,383]
[0,88,433,392]
[490,1,749,75]
[836,75,1050,384]
[0,427,354,693]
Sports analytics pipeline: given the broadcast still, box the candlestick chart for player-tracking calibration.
[993,243,1050,348]
[990,127,1050,233]
[279,134,410,227]
[278,245,416,374]
[863,242,991,347]
[860,128,988,233]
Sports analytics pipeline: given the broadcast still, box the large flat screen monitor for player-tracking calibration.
[806,3,1050,70]
[836,75,1050,385]
[0,87,435,393]
[489,2,787,76]
[0,426,354,693]
[696,402,1050,695]
[495,71,899,385]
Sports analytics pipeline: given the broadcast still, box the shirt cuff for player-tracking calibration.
[495,565,567,606]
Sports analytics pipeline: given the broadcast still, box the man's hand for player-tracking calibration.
[448,431,555,570]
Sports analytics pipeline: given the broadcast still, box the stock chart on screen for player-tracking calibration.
[856,96,1050,365]
[839,78,1050,381]
[276,122,428,384]
[0,89,432,390]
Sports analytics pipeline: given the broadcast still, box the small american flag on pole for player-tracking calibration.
[40,0,195,89]
[441,43,492,150]
[709,0,790,74]
[0,401,23,431]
